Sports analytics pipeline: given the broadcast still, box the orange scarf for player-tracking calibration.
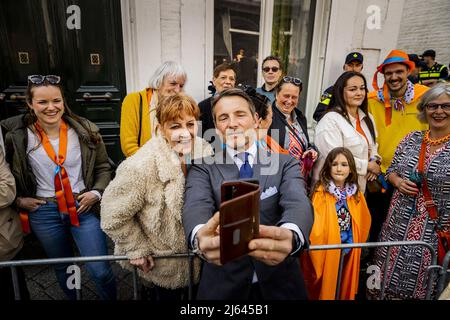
[34,120,79,227]
[266,135,289,155]
[20,121,80,233]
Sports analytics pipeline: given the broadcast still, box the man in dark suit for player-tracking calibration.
[183,88,313,300]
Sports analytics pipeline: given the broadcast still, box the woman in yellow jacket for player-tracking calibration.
[120,61,187,157]
[301,147,371,300]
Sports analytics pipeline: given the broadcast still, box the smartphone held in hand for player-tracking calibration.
[219,180,260,265]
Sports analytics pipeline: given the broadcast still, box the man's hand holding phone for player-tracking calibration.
[248,226,293,266]
[197,214,294,268]
[195,211,222,265]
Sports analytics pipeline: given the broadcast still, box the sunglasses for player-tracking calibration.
[425,103,450,111]
[282,76,302,87]
[263,66,280,73]
[28,75,61,85]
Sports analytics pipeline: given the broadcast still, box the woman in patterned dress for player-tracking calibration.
[370,83,450,299]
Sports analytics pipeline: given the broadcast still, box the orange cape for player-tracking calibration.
[301,185,371,300]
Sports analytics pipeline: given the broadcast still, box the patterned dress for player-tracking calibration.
[371,131,450,299]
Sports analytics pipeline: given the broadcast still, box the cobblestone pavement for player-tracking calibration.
[19,233,135,300]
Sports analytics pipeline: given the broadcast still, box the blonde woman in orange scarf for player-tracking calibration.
[302,147,371,300]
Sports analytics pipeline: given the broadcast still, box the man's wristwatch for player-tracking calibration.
[192,235,208,261]
[291,230,300,253]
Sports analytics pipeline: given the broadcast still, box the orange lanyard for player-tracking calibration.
[355,116,371,157]
[382,85,393,126]
[355,116,369,146]
[146,88,152,105]
[417,137,438,220]
[34,120,79,227]
[417,136,449,264]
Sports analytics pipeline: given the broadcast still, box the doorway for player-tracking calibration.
[0,0,126,163]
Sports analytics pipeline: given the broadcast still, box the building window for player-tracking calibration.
[214,0,261,87]
[271,0,316,110]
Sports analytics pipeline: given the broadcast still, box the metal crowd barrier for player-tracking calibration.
[0,241,448,301]
[0,252,196,301]
[306,240,440,300]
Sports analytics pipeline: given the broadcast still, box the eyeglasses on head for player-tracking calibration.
[282,76,302,87]
[28,75,61,85]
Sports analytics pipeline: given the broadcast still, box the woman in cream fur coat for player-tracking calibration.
[101,93,212,300]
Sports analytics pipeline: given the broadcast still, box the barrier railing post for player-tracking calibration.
[75,264,82,300]
[188,251,194,301]
[436,251,450,296]
[334,249,345,300]
[132,266,139,300]
[11,266,22,300]
[76,288,82,300]
[379,246,392,300]
[425,243,438,300]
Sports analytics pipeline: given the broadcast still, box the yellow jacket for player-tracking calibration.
[368,84,429,172]
[301,185,371,300]
[120,88,155,157]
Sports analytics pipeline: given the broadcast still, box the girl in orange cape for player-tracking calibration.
[301,147,371,300]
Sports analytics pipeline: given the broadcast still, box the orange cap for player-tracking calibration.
[372,50,415,127]
[372,50,415,91]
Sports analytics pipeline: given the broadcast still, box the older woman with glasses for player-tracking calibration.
[268,76,318,185]
[369,83,450,300]
[120,61,187,157]
[1,75,116,300]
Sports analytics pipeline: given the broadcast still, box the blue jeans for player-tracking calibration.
[28,202,117,300]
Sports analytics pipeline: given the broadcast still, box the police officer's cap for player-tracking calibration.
[345,52,364,65]
[422,50,436,58]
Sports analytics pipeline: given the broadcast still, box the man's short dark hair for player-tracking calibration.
[213,62,238,79]
[238,85,270,120]
[408,54,420,64]
[262,56,283,70]
[211,88,256,123]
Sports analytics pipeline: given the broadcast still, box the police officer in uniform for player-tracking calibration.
[419,49,449,87]
[313,52,364,122]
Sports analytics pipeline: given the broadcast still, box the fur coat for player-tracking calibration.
[101,135,212,289]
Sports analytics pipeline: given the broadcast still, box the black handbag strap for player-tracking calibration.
[137,93,143,147]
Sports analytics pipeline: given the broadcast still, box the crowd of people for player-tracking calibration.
[0,48,449,301]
